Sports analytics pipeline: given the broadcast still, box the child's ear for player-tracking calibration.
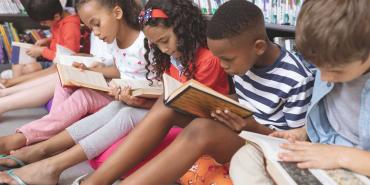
[113,5,123,20]
[254,39,267,56]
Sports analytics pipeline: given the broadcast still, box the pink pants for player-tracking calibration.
[18,84,112,145]
[89,128,182,178]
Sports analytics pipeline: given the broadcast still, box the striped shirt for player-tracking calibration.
[234,47,314,130]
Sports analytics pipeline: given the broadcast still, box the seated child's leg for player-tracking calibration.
[2,65,56,88]
[120,118,244,185]
[0,130,76,167]
[0,73,58,97]
[21,63,42,76]
[18,88,112,145]
[84,99,193,185]
[77,105,148,159]
[11,64,25,78]
[229,144,273,185]
[0,78,55,115]
[0,133,27,154]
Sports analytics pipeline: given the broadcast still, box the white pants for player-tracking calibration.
[229,143,274,185]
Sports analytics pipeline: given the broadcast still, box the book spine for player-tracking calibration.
[9,23,20,42]
[0,25,12,59]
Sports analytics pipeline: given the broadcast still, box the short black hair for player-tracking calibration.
[22,0,63,22]
[207,0,265,40]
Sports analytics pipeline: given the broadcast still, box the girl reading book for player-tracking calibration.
[0,0,146,158]
[0,0,230,184]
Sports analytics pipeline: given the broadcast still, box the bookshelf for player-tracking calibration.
[0,14,42,31]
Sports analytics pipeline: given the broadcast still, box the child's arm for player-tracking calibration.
[42,19,81,60]
[73,62,120,79]
[35,38,51,47]
[107,84,156,109]
[279,141,370,177]
[211,109,273,135]
[269,127,308,141]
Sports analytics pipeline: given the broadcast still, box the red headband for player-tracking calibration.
[138,8,169,25]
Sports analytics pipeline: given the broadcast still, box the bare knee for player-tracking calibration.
[22,63,42,74]
[180,118,223,152]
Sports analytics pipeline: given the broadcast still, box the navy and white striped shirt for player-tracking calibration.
[234,47,314,130]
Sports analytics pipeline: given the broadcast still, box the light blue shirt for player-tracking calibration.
[306,71,370,151]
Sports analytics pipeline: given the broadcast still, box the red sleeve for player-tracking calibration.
[42,21,81,60]
[59,22,81,53]
[194,55,230,95]
[42,47,56,61]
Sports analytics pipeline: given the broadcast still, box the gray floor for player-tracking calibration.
[0,108,94,185]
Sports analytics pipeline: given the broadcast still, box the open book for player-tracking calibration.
[57,64,163,98]
[57,64,109,92]
[55,44,103,67]
[239,131,370,185]
[11,42,37,64]
[162,73,253,118]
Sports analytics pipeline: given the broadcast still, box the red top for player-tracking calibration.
[42,15,81,60]
[167,47,229,95]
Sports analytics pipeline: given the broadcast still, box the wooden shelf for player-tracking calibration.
[0,14,43,31]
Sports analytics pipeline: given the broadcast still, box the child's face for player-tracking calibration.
[143,25,181,58]
[207,37,257,76]
[78,1,121,44]
[318,56,370,83]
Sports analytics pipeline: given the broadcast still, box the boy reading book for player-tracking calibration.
[230,0,370,184]
[10,0,80,78]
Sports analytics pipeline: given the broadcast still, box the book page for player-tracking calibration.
[58,55,103,68]
[11,42,36,64]
[163,73,182,100]
[57,64,109,92]
[239,131,288,161]
[111,78,163,90]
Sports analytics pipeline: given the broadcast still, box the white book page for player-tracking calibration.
[162,73,182,100]
[239,131,288,161]
[59,64,108,89]
[111,79,163,89]
[58,55,103,68]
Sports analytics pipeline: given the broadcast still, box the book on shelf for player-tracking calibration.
[56,64,163,98]
[11,42,36,64]
[0,0,26,15]
[273,37,296,52]
[239,131,370,185]
[162,73,253,118]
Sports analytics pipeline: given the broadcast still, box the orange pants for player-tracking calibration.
[179,156,233,185]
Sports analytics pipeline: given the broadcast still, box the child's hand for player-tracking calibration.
[118,86,147,107]
[270,127,307,141]
[211,109,250,132]
[26,46,45,58]
[72,62,89,71]
[89,62,105,69]
[278,141,347,169]
[34,38,50,46]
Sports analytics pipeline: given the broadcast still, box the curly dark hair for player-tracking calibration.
[142,0,208,82]
[75,0,141,30]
